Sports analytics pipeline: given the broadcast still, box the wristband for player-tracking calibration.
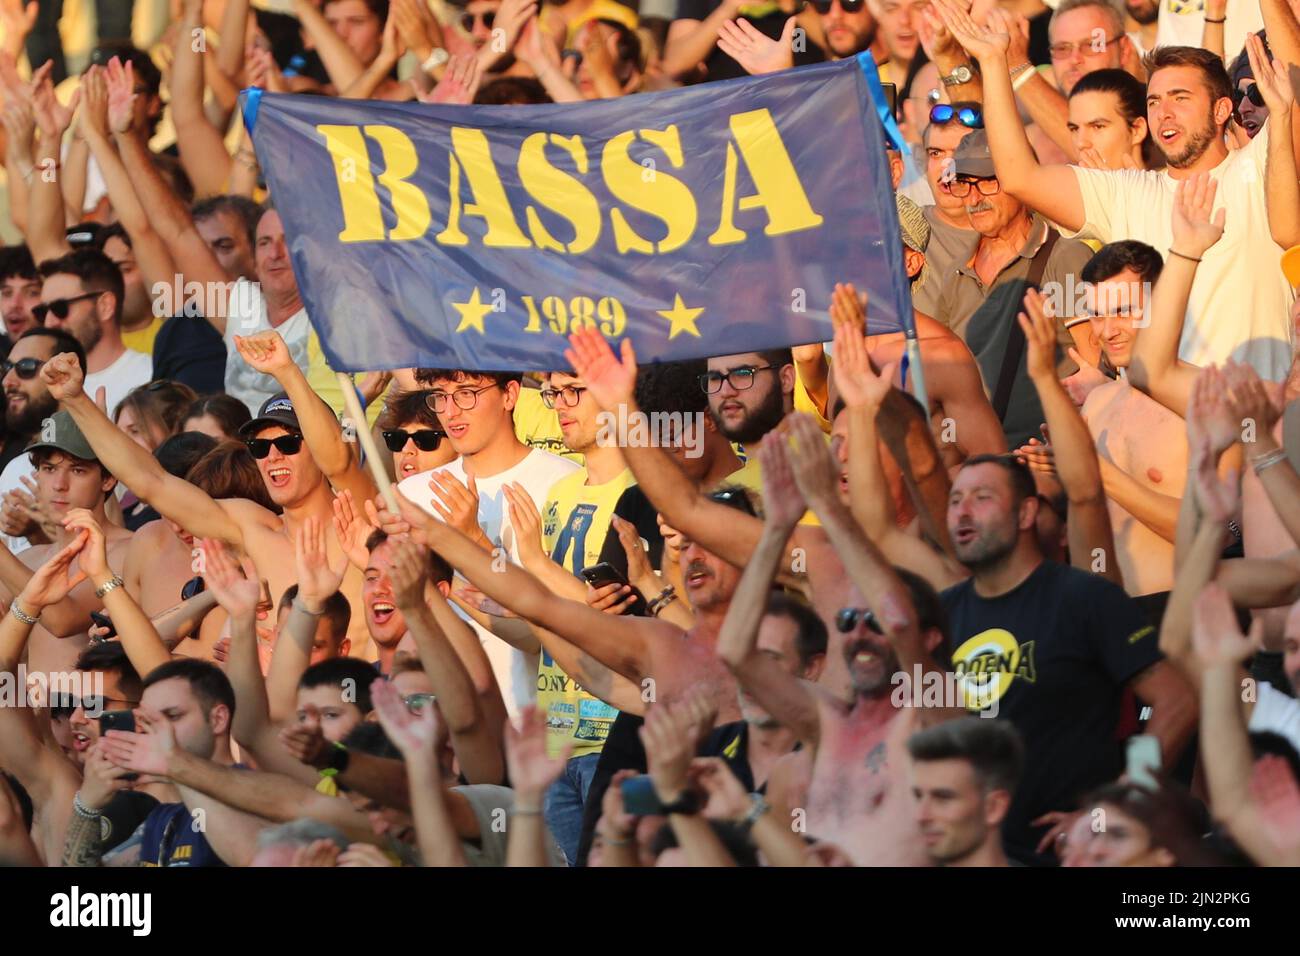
[422,48,449,73]
[1167,249,1202,264]
[648,585,677,617]
[1204,16,1225,23]
[1251,447,1289,475]
[73,791,103,819]
[95,575,124,599]
[10,602,38,625]
[739,793,771,830]
[1010,63,1035,92]
[510,805,544,816]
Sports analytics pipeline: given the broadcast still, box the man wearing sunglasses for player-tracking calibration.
[914,104,981,318]
[0,328,85,480]
[378,388,455,481]
[36,249,152,417]
[932,128,1094,449]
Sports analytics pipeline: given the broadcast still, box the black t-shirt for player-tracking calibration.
[101,790,159,853]
[152,314,227,396]
[575,710,646,866]
[674,0,826,82]
[940,560,1160,865]
[1027,10,1052,66]
[595,485,666,586]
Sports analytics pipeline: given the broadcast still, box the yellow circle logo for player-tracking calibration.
[950,629,1037,710]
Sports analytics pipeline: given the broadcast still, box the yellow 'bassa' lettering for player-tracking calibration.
[518,133,601,254]
[602,126,697,255]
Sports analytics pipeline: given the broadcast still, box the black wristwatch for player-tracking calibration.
[660,789,701,816]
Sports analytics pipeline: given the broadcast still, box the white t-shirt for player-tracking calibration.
[1066,121,1295,381]
[86,348,153,417]
[398,448,580,716]
[1156,0,1261,65]
[1249,680,1300,755]
[0,453,33,554]
[224,278,312,414]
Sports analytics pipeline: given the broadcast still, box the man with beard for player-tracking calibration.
[943,2,1296,382]
[940,454,1195,863]
[703,348,800,495]
[908,717,1023,866]
[0,246,42,347]
[1122,0,1158,56]
[36,250,151,415]
[0,328,84,475]
[718,415,962,865]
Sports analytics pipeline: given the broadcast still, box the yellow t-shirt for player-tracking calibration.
[513,386,583,464]
[536,467,636,759]
[306,331,384,429]
[727,451,823,527]
[122,316,166,357]
[794,354,831,433]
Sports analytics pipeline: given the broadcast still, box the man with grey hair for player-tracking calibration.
[248,819,350,867]
[908,718,1025,867]
[1048,0,1134,95]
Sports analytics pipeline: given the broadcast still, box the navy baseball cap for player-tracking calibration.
[238,393,301,438]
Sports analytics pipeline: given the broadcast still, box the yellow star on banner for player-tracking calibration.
[451,288,493,334]
[657,294,704,340]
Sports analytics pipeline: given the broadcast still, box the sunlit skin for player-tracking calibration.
[676,536,742,613]
[911,758,1008,864]
[868,0,929,67]
[961,177,1024,239]
[274,602,351,665]
[1282,600,1300,691]
[0,274,42,338]
[817,0,879,58]
[946,463,1036,570]
[390,416,455,480]
[324,0,384,64]
[462,0,501,51]
[363,539,408,653]
[295,685,365,744]
[3,335,58,432]
[254,210,302,308]
[1069,802,1175,866]
[737,613,821,727]
[1049,7,1125,95]
[926,122,977,221]
[426,374,518,459]
[195,210,256,282]
[1123,0,1159,25]
[1236,77,1266,138]
[250,424,327,509]
[1146,65,1233,170]
[1086,267,1147,369]
[39,273,109,358]
[137,676,229,761]
[705,351,793,445]
[101,235,150,330]
[1068,90,1148,168]
[65,669,137,759]
[33,451,115,522]
[115,404,168,452]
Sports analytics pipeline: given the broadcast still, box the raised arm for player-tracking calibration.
[1,95,35,235]
[935,0,1084,231]
[385,489,667,685]
[45,357,246,547]
[502,705,568,867]
[1258,0,1300,168]
[171,0,234,198]
[1225,364,1300,545]
[25,63,77,263]
[291,0,368,93]
[79,67,177,302]
[388,536,504,786]
[833,288,967,589]
[1020,289,1122,584]
[1126,174,1223,415]
[716,436,822,745]
[1193,584,1300,865]
[662,0,747,79]
[216,0,252,81]
[1245,35,1300,248]
[371,679,467,867]
[235,332,378,504]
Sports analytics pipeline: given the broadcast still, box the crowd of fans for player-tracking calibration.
[0,0,1295,871]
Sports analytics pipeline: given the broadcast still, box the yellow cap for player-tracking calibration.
[1282,245,1300,288]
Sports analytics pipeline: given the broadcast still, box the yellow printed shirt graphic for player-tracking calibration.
[536,468,637,757]
[950,629,1037,711]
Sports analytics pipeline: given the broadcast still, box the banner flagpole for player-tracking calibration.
[336,372,398,512]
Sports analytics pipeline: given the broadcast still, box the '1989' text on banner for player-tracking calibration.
[243,58,912,374]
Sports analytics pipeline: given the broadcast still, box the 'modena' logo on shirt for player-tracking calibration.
[951,629,1037,709]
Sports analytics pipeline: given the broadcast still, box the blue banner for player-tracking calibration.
[244,58,913,374]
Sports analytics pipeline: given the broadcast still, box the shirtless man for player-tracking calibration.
[0,411,132,677]
[718,415,961,864]
[1074,241,1186,604]
[39,352,373,659]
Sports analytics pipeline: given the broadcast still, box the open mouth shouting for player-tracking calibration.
[267,465,293,489]
[369,600,396,626]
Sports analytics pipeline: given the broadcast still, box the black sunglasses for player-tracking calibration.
[1236,83,1265,108]
[930,103,983,128]
[244,434,304,459]
[32,291,102,323]
[460,10,495,30]
[382,428,444,453]
[810,0,866,12]
[836,607,884,635]
[0,357,45,379]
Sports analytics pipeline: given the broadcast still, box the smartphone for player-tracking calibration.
[1126,734,1161,789]
[580,563,648,616]
[880,81,898,115]
[620,774,665,816]
[89,610,117,641]
[99,710,138,781]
